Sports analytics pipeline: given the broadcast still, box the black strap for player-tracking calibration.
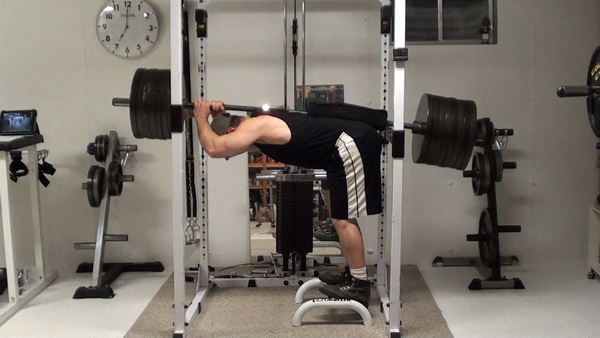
[9,151,28,182]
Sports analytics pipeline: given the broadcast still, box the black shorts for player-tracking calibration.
[326,125,383,219]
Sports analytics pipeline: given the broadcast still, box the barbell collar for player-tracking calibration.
[404,121,426,134]
[503,162,517,169]
[556,85,600,97]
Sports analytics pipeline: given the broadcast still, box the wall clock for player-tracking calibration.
[96,0,159,59]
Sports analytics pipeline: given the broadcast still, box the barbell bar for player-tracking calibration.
[114,68,479,170]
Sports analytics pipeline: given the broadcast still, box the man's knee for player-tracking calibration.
[331,218,359,231]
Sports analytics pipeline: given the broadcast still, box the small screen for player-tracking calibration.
[0,110,37,135]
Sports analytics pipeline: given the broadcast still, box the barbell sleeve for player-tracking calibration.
[112,98,130,107]
[557,85,600,97]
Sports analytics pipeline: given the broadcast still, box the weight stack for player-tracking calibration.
[275,181,314,271]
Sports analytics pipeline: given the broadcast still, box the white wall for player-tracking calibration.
[0,0,599,278]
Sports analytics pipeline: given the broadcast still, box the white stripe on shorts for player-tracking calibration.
[335,132,366,218]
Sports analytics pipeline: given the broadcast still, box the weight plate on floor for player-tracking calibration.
[412,94,434,164]
[478,208,498,268]
[86,165,105,208]
[587,46,600,138]
[108,161,123,196]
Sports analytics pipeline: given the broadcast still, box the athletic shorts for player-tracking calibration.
[326,125,383,219]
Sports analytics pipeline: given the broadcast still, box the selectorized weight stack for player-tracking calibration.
[73,131,164,299]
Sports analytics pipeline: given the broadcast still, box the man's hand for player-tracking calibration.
[194,100,225,120]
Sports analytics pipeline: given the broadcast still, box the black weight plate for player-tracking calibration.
[94,134,108,162]
[426,95,442,166]
[136,68,152,139]
[108,161,123,196]
[148,69,160,139]
[145,69,160,139]
[425,94,443,165]
[154,68,169,139]
[441,97,459,168]
[457,100,478,170]
[129,68,144,138]
[493,149,504,182]
[477,118,495,147]
[412,94,433,164]
[161,69,172,139]
[587,46,600,138]
[142,68,159,139]
[86,165,105,208]
[447,99,465,169]
[472,152,490,196]
[478,208,498,268]
[436,96,454,167]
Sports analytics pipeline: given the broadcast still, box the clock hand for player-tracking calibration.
[118,6,130,42]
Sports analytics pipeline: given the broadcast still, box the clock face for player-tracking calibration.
[96,0,159,59]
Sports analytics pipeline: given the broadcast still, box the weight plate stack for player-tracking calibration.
[94,134,109,162]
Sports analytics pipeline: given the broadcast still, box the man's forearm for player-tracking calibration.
[196,117,216,152]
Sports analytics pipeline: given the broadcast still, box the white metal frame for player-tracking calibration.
[170,1,406,336]
[0,143,57,324]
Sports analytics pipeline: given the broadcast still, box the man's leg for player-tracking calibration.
[318,218,371,307]
[331,218,365,269]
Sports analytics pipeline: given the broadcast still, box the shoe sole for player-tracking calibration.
[318,287,369,308]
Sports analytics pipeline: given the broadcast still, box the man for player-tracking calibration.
[194,99,384,307]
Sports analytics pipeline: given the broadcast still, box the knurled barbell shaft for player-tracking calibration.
[113,98,262,115]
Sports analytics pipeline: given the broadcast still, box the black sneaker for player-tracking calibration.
[318,266,350,285]
[318,276,371,308]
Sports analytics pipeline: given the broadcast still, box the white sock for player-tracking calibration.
[350,267,368,281]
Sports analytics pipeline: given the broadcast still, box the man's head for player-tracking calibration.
[210,113,244,135]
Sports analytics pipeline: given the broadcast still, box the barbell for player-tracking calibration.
[113,68,480,170]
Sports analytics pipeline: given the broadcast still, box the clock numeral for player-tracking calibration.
[102,23,107,30]
[148,25,155,32]
[106,35,111,42]
[137,44,141,51]
[105,13,112,20]
[125,47,130,54]
[124,1,131,8]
